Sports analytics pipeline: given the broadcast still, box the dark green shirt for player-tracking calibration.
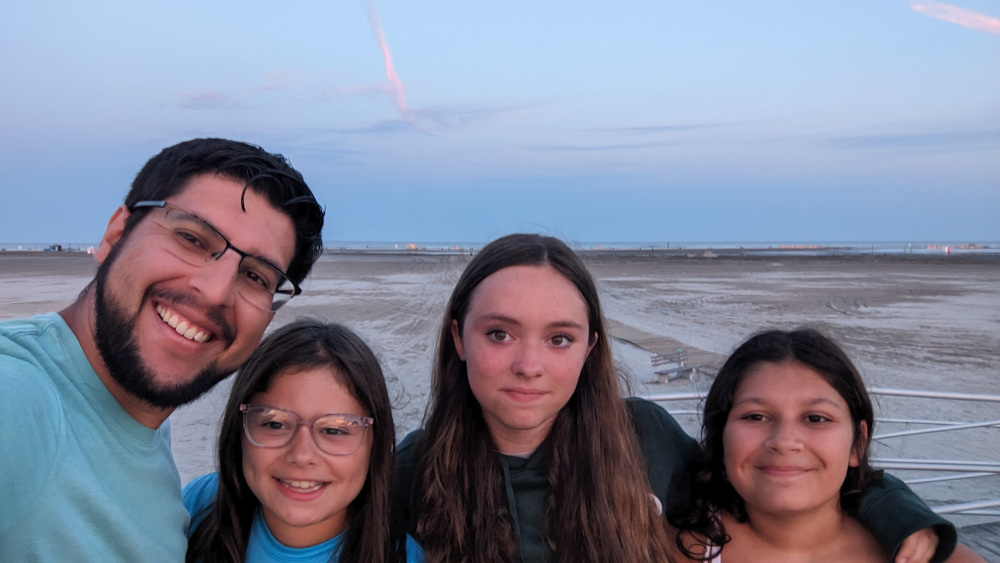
[392,398,956,562]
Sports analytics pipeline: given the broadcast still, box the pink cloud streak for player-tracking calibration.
[365,3,419,128]
[910,1,1000,35]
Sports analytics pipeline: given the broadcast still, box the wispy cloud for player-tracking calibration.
[529,122,728,151]
[249,71,297,93]
[588,123,727,134]
[337,119,417,135]
[828,129,1000,150]
[412,104,516,128]
[532,141,682,152]
[335,104,516,135]
[328,83,397,98]
[909,1,1000,35]
[176,89,241,110]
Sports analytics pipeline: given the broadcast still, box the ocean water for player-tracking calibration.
[320,240,1000,256]
[4,240,999,256]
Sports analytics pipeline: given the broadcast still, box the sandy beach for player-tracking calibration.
[3,249,998,539]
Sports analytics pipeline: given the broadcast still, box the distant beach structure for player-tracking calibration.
[0,242,98,253]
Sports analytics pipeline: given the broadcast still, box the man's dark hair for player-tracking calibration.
[123,138,325,284]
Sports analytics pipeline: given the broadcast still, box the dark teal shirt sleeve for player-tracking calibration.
[625,397,698,515]
[854,472,957,563]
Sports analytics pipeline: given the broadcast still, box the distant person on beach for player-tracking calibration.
[391,233,957,563]
[667,329,982,563]
[0,138,324,561]
[184,319,424,562]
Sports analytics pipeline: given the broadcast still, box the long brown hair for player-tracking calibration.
[415,233,675,563]
[185,319,405,562]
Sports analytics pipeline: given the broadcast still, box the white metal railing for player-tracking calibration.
[645,387,1000,518]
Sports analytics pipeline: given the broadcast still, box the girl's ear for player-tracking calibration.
[849,420,869,468]
[451,319,466,361]
[586,332,598,358]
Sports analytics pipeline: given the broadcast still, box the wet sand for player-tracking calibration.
[3,250,998,537]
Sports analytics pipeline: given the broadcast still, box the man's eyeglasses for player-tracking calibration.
[131,200,299,311]
[240,404,373,456]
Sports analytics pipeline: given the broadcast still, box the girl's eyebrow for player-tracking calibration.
[732,396,845,409]
[473,312,587,331]
[473,312,519,325]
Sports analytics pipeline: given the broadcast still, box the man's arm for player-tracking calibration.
[855,472,957,563]
[626,397,699,514]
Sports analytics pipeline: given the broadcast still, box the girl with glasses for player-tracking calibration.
[667,329,983,563]
[392,233,956,563]
[184,319,424,562]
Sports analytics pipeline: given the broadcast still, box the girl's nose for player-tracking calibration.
[512,342,544,378]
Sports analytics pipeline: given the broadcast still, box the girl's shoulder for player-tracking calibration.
[182,472,220,538]
[182,472,220,498]
[837,515,890,562]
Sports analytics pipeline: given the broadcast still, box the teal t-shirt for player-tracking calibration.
[184,472,426,562]
[0,313,189,562]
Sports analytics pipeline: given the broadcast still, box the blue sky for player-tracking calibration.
[1,0,998,245]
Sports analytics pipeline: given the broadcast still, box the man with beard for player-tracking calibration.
[0,138,325,561]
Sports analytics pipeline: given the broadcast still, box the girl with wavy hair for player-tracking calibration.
[668,329,979,562]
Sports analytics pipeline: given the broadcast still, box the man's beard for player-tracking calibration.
[92,248,234,409]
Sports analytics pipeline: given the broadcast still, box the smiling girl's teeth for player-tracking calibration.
[155,305,210,343]
[281,479,324,492]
